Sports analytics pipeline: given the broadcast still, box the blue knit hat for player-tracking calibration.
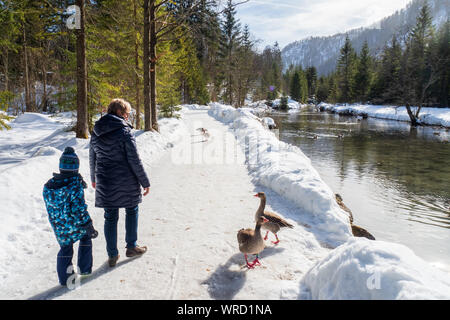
[59,147,79,173]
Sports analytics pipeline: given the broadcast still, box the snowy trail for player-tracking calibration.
[22,109,329,300]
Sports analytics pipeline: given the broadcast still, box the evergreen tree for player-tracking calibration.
[354,41,372,102]
[434,20,450,107]
[372,37,402,104]
[219,0,241,106]
[408,0,434,103]
[316,76,329,103]
[306,66,317,97]
[337,35,357,103]
[290,71,301,102]
[289,67,308,103]
[402,1,436,124]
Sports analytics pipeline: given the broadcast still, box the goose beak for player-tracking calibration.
[262,217,269,223]
[254,193,259,197]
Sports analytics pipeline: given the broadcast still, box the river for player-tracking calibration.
[268,106,450,271]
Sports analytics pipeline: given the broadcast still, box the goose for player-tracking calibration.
[335,194,375,240]
[197,127,210,141]
[237,216,269,269]
[254,192,294,244]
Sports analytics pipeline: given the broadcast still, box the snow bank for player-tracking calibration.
[181,104,211,111]
[208,102,352,245]
[245,99,307,112]
[300,238,450,299]
[272,98,307,111]
[318,103,450,127]
[13,112,56,124]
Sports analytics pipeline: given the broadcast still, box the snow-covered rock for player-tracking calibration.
[300,238,450,299]
[208,102,352,245]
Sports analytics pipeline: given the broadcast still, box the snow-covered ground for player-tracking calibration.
[1,106,449,300]
[245,99,307,114]
[318,102,450,128]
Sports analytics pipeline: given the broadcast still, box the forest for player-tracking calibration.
[0,0,282,133]
[0,1,448,133]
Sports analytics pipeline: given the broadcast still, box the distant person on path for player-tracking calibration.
[89,98,150,267]
[43,147,98,286]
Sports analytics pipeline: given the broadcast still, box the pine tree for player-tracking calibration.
[290,71,301,102]
[235,24,255,107]
[219,0,241,106]
[403,1,436,124]
[429,20,449,107]
[289,67,308,103]
[316,76,329,103]
[337,35,357,103]
[354,41,372,102]
[306,66,317,97]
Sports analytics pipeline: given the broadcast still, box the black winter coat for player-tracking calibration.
[89,114,150,208]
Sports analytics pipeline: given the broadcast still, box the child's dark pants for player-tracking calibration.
[57,235,93,286]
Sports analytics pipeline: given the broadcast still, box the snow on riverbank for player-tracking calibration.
[245,99,307,113]
[208,102,352,246]
[0,112,188,297]
[300,238,450,299]
[318,102,450,128]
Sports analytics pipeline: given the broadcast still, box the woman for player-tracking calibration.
[89,98,150,267]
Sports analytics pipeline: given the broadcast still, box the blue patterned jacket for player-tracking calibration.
[43,172,92,246]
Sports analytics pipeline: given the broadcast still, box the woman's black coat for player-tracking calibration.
[89,114,150,208]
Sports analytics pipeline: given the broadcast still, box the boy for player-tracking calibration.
[43,147,98,286]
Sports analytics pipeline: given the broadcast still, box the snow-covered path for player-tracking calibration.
[22,110,328,300]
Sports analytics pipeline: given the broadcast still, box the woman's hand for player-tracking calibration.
[143,187,150,196]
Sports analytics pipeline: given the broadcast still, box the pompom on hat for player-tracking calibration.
[59,147,80,173]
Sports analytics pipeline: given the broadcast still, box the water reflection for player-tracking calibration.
[270,107,450,268]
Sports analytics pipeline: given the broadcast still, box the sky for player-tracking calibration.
[234,0,413,50]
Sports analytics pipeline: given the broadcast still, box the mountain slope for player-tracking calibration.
[281,0,449,75]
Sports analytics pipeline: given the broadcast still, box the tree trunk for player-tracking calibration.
[150,0,158,132]
[42,60,48,112]
[75,0,89,139]
[134,0,141,129]
[143,0,152,131]
[23,25,33,113]
[405,104,420,126]
[3,49,9,92]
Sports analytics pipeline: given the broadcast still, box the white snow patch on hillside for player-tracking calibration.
[300,238,450,300]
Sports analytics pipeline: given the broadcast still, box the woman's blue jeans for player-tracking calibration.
[104,206,139,258]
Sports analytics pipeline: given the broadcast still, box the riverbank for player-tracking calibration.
[317,102,450,128]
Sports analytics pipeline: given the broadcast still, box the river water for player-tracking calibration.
[269,107,450,271]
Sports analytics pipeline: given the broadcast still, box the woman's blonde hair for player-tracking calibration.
[107,98,131,116]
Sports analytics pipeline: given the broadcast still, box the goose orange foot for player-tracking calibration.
[245,254,254,269]
[272,235,280,245]
[252,258,261,266]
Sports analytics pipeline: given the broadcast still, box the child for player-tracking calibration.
[43,147,98,286]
